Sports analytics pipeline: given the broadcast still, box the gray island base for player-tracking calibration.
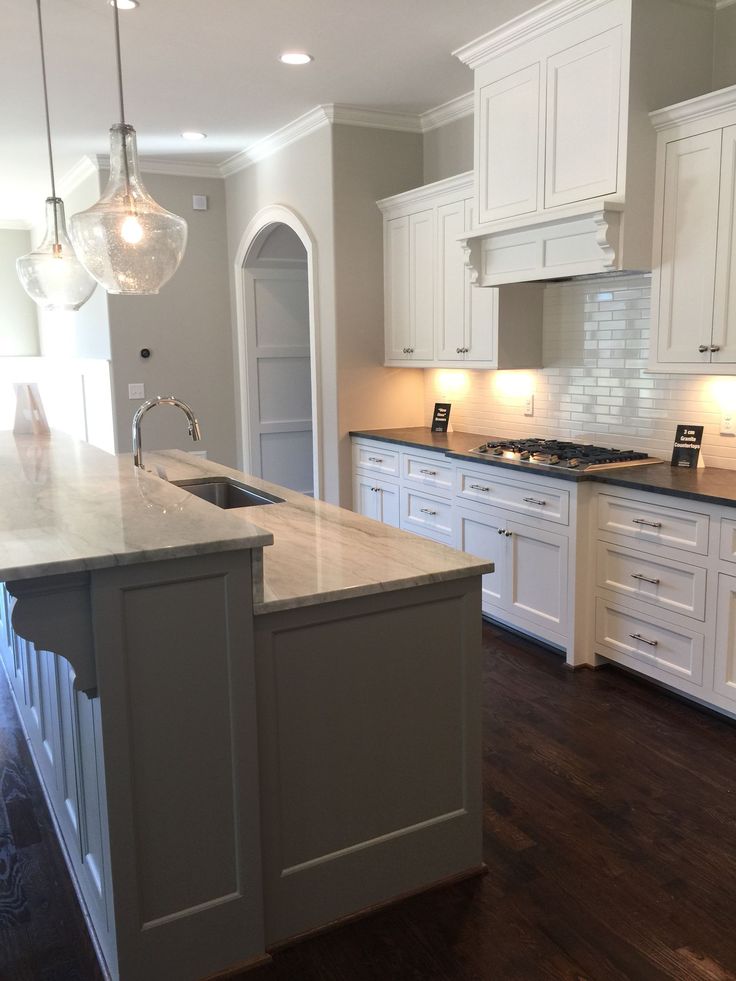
[0,434,490,981]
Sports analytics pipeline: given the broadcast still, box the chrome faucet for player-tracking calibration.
[132,395,202,470]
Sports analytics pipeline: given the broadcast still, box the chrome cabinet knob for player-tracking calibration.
[698,345,709,353]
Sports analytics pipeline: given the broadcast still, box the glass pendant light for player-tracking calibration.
[70,1,187,294]
[16,0,96,312]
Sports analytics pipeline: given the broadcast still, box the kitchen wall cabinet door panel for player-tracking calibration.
[409,211,435,361]
[478,64,541,224]
[544,28,622,209]
[712,125,736,364]
[436,201,467,362]
[656,131,722,364]
[464,199,496,363]
[384,217,411,361]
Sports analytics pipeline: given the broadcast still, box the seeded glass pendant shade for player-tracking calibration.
[69,0,187,295]
[17,198,97,310]
[16,0,96,311]
[71,124,187,294]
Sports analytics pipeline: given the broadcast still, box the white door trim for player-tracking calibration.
[234,205,323,500]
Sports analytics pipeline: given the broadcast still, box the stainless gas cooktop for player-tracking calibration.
[468,438,663,472]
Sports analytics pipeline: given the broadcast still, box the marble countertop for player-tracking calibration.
[146,451,492,615]
[0,433,273,582]
[351,428,736,505]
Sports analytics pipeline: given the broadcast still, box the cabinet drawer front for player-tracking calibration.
[456,467,569,524]
[401,488,453,543]
[352,442,400,478]
[597,493,709,554]
[595,599,704,686]
[719,518,736,564]
[596,541,706,621]
[402,453,454,498]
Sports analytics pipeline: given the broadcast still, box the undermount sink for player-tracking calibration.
[173,477,284,509]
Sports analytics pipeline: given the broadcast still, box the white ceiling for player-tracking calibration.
[0,0,536,224]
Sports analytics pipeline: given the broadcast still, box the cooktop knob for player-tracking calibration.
[520,450,530,460]
[549,455,560,465]
[568,458,580,468]
[493,447,504,456]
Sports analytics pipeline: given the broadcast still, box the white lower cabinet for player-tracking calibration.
[715,574,736,705]
[455,506,568,644]
[352,473,400,528]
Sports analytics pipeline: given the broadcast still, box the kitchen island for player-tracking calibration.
[0,433,490,981]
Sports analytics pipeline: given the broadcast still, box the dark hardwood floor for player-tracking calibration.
[3,622,736,980]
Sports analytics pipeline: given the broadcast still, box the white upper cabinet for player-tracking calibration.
[650,88,736,372]
[378,173,543,369]
[453,0,714,285]
[478,64,541,223]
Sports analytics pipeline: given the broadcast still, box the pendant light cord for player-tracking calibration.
[112,0,132,195]
[35,0,59,245]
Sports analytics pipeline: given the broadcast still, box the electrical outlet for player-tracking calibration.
[721,412,735,436]
[524,394,534,417]
[128,383,145,400]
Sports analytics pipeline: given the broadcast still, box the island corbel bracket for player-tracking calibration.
[7,572,97,696]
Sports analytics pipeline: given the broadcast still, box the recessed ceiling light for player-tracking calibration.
[181,131,207,141]
[280,52,313,65]
[109,0,139,9]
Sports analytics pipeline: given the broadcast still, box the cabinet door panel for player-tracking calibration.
[545,27,622,208]
[436,200,466,362]
[712,124,736,363]
[656,131,721,363]
[464,199,497,363]
[455,507,505,613]
[377,480,400,529]
[352,475,380,522]
[409,211,434,360]
[507,520,568,634]
[478,64,540,223]
[715,574,736,704]
[384,217,411,361]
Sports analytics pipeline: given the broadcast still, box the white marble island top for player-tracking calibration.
[0,433,273,581]
[146,450,492,615]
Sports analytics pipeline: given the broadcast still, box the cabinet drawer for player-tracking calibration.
[402,452,454,498]
[595,598,704,687]
[596,541,706,621]
[597,493,709,555]
[456,467,569,524]
[400,488,454,543]
[352,441,400,478]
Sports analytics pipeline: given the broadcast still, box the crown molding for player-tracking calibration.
[650,83,736,129]
[220,105,331,177]
[377,170,473,218]
[324,104,423,133]
[454,0,625,68]
[718,0,736,9]
[0,218,34,231]
[57,155,99,198]
[420,92,474,133]
[93,154,223,179]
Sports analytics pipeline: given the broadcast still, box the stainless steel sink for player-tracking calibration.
[172,477,284,509]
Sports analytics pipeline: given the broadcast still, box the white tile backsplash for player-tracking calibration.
[424,274,736,469]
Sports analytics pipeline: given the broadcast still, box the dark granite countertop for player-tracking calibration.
[350,428,736,507]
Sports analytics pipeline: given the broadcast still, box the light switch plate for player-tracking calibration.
[524,395,534,417]
[721,412,735,436]
[128,383,145,400]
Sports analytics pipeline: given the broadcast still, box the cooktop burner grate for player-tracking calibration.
[470,438,658,471]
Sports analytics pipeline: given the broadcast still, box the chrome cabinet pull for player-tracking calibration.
[469,483,490,492]
[419,468,437,476]
[368,456,383,463]
[698,345,709,353]
[523,497,547,507]
[629,632,658,647]
[420,507,437,516]
[456,347,463,354]
[505,530,512,537]
[632,518,662,529]
[631,573,661,586]
[497,528,505,535]
[371,486,381,493]
[407,347,414,354]
[711,345,721,352]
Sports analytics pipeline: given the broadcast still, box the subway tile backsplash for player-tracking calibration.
[424,274,736,469]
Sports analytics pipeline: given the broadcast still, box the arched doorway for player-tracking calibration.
[234,207,322,498]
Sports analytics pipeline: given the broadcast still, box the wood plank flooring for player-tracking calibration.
[3,622,736,980]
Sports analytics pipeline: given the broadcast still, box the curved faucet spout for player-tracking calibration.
[132,395,202,470]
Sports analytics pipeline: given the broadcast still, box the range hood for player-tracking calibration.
[451,0,714,287]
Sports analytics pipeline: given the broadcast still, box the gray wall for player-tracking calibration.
[107,173,236,466]
[714,4,736,90]
[422,114,473,186]
[332,124,425,505]
[224,126,341,501]
[0,228,40,356]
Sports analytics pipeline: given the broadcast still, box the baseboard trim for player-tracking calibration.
[267,863,487,953]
